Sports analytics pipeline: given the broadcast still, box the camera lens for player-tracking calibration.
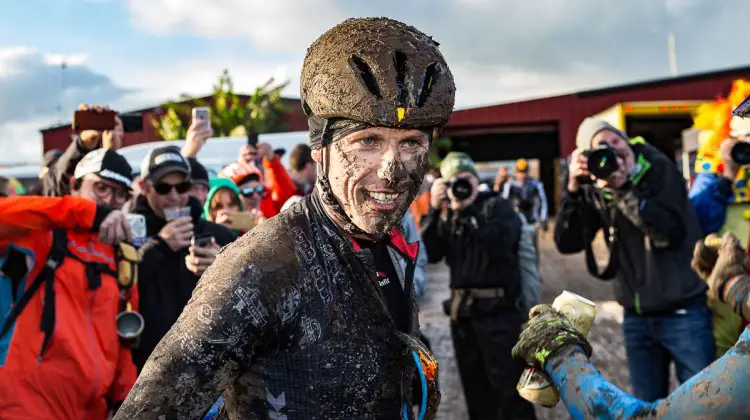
[451,178,473,200]
[586,146,619,179]
[730,142,750,165]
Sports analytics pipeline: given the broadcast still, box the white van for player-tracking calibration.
[117,131,310,176]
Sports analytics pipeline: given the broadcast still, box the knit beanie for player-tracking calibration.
[440,151,477,180]
[575,117,628,150]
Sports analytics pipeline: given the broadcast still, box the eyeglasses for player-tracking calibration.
[93,181,131,204]
[398,332,440,420]
[153,181,191,195]
[240,185,265,197]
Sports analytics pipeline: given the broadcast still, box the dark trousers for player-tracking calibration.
[623,299,715,402]
[451,306,537,420]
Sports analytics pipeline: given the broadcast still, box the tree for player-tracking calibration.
[428,136,453,169]
[151,69,290,143]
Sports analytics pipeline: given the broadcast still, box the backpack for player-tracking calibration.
[0,230,140,359]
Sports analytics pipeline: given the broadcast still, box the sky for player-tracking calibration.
[1,0,749,164]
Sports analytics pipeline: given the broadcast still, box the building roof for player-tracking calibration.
[39,94,301,133]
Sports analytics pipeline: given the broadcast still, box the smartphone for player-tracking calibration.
[73,109,117,131]
[192,107,211,130]
[120,114,143,132]
[126,214,147,239]
[225,211,256,231]
[191,233,214,248]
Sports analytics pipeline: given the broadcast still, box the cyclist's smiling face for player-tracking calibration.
[314,126,430,237]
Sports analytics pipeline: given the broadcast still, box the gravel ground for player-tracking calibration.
[420,229,637,420]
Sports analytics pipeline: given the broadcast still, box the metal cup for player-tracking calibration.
[116,310,145,348]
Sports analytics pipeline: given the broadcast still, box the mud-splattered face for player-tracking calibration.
[318,126,430,238]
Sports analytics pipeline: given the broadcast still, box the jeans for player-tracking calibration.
[622,298,715,402]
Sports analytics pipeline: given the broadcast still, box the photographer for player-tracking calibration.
[422,152,538,420]
[555,117,714,402]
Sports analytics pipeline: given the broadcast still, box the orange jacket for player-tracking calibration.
[409,190,432,229]
[0,196,138,420]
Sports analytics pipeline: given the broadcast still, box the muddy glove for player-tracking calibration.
[511,304,592,370]
[705,233,749,301]
[691,233,722,282]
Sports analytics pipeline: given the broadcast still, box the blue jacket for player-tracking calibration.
[546,327,750,419]
[688,173,734,235]
[401,209,429,301]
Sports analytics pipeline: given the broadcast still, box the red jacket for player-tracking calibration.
[0,196,138,420]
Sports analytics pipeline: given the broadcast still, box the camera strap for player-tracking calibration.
[583,188,619,280]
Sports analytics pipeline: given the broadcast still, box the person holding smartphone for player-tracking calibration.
[202,177,264,235]
[40,104,124,197]
[128,145,235,372]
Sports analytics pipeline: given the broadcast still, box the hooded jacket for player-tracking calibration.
[0,196,137,420]
[129,195,235,371]
[114,192,430,420]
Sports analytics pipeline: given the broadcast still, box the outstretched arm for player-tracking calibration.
[547,328,750,419]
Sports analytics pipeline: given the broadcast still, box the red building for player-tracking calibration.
[40,65,750,210]
[40,95,308,154]
[443,65,750,210]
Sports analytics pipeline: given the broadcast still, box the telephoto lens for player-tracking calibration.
[583,144,619,179]
[444,178,473,201]
[730,142,750,165]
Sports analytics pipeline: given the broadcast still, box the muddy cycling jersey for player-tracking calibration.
[115,191,430,420]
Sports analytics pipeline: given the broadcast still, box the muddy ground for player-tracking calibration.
[421,229,639,420]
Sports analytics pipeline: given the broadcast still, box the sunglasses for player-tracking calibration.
[153,181,191,195]
[398,332,440,420]
[240,185,265,197]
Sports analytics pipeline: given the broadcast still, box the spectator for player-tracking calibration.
[288,144,317,196]
[129,145,234,371]
[203,178,264,233]
[493,166,509,193]
[502,158,548,232]
[422,151,538,419]
[555,117,714,402]
[0,148,138,419]
[219,144,296,218]
[186,157,210,207]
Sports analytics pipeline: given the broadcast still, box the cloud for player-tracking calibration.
[126,0,346,52]
[125,0,750,109]
[0,47,130,164]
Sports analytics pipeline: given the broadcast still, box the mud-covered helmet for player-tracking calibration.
[301,17,455,136]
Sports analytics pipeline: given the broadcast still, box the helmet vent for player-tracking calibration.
[348,55,382,99]
[416,62,439,108]
[393,50,409,107]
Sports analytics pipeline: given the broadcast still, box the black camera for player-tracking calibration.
[582,144,619,179]
[445,178,473,201]
[730,142,750,165]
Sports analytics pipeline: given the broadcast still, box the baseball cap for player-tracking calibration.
[187,157,209,186]
[140,145,191,182]
[74,149,133,190]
